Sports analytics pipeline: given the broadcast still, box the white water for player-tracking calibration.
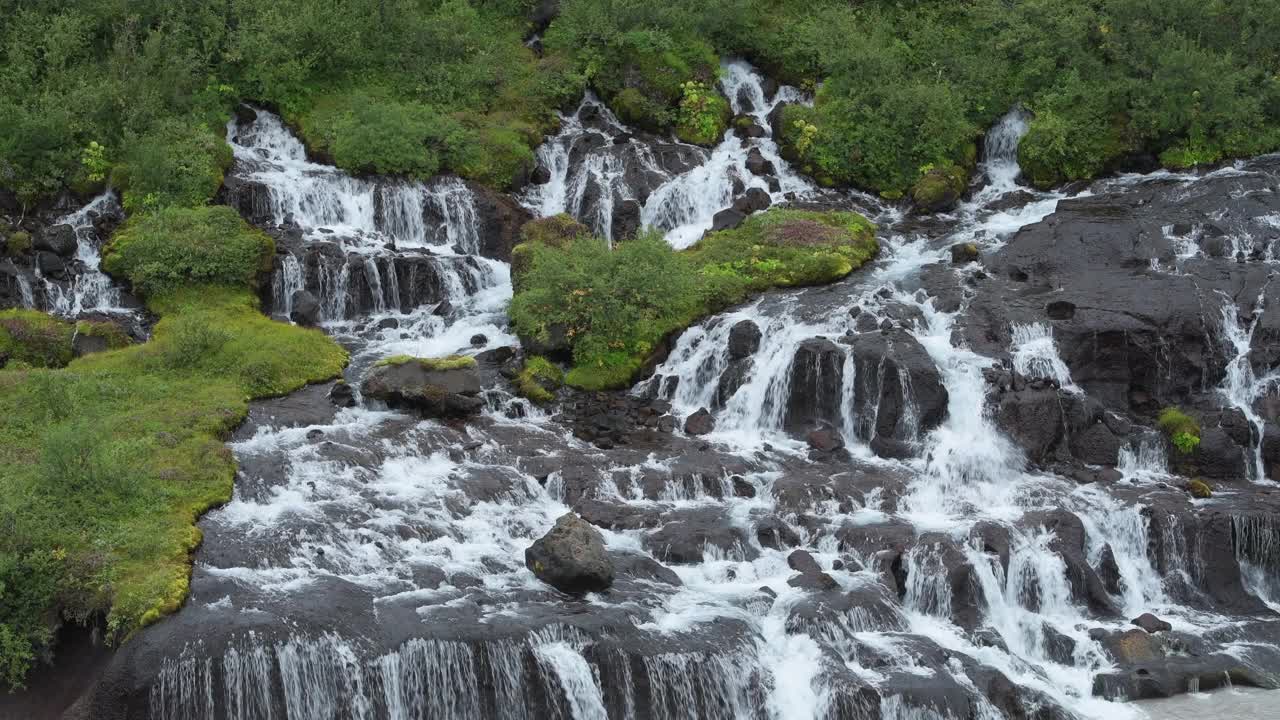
[37,190,130,316]
[1216,290,1276,483]
[139,84,1280,720]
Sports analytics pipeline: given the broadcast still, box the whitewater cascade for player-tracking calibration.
[48,60,1280,720]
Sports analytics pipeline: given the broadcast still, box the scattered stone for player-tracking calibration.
[1131,613,1173,634]
[950,242,980,265]
[290,290,321,326]
[35,224,77,257]
[684,408,715,435]
[469,333,487,347]
[328,381,356,408]
[731,475,756,498]
[806,426,844,453]
[711,208,746,232]
[745,147,775,177]
[525,512,614,594]
[732,188,772,215]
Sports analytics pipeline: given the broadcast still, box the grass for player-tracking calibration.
[0,310,76,369]
[510,209,877,390]
[373,354,477,371]
[0,287,346,688]
[517,356,565,404]
[1158,407,1201,455]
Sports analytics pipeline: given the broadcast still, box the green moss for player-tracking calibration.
[374,354,477,371]
[910,164,968,212]
[510,209,877,390]
[5,231,32,257]
[74,321,132,351]
[1187,478,1212,499]
[516,356,564,404]
[0,310,75,368]
[1158,407,1201,455]
[513,215,592,291]
[0,286,346,688]
[674,81,731,146]
[103,206,275,297]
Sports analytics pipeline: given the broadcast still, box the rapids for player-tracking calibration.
[17,60,1280,720]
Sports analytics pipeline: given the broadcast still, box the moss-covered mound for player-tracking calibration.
[0,310,76,369]
[517,356,565,404]
[0,288,346,689]
[104,206,275,297]
[509,209,876,390]
[374,354,477,371]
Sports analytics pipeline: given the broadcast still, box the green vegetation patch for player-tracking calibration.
[0,288,346,690]
[4,232,32,257]
[103,207,275,297]
[1187,478,1212,499]
[0,310,75,369]
[510,209,876,390]
[115,119,232,213]
[1158,407,1201,455]
[374,354,477,371]
[517,356,565,405]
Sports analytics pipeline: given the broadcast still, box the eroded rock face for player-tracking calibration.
[525,512,615,594]
[361,359,484,418]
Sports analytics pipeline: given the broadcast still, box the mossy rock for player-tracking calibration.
[1187,478,1212,499]
[510,209,877,391]
[674,87,731,147]
[73,320,133,357]
[516,355,564,404]
[374,354,477,371]
[5,231,32,256]
[1158,407,1201,454]
[910,165,968,213]
[0,310,75,368]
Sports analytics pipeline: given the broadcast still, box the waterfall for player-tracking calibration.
[37,190,127,316]
[16,273,35,308]
[1215,289,1276,483]
[982,107,1031,192]
[272,253,305,318]
[1009,322,1077,390]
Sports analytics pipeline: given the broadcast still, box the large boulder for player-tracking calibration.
[35,224,77,257]
[727,320,762,359]
[525,512,614,594]
[466,181,532,262]
[289,289,321,326]
[361,356,484,418]
[842,330,949,452]
[784,338,845,433]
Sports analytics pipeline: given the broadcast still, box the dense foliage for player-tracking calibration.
[103,207,275,296]
[3,1,1279,204]
[510,209,876,389]
[0,288,346,689]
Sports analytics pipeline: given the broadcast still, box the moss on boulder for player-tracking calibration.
[910,164,968,213]
[0,310,75,368]
[516,355,564,404]
[4,231,32,257]
[510,209,877,390]
[1187,478,1212,499]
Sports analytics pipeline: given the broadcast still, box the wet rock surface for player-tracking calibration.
[32,76,1280,720]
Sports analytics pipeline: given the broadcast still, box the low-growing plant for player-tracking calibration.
[103,206,274,297]
[1158,407,1201,455]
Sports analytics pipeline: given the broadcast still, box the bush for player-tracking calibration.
[516,356,564,404]
[674,81,731,146]
[103,206,275,296]
[4,232,32,257]
[117,120,232,213]
[1158,407,1201,455]
[301,93,457,178]
[0,310,75,368]
[510,209,876,388]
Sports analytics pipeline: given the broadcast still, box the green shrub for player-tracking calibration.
[1158,407,1201,455]
[103,206,274,296]
[516,356,564,404]
[674,81,731,146]
[301,92,457,178]
[117,120,232,213]
[0,310,75,368]
[511,209,876,388]
[4,232,32,257]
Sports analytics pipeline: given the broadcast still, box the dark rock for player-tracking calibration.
[289,290,321,326]
[469,334,487,347]
[525,512,614,594]
[711,208,746,232]
[684,408,715,435]
[1098,544,1123,596]
[328,381,356,408]
[949,242,980,265]
[994,388,1064,466]
[732,188,772,214]
[806,426,844,453]
[611,552,681,586]
[731,475,756,498]
[530,165,552,185]
[727,320,762,359]
[745,147,775,177]
[841,330,949,445]
[36,251,65,277]
[645,508,755,563]
[783,338,845,432]
[755,517,801,550]
[612,199,642,241]
[467,181,533,261]
[1131,613,1172,634]
[787,550,822,575]
[1070,421,1122,466]
[361,358,484,418]
[35,224,77,257]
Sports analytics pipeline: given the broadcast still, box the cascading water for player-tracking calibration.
[98,64,1280,720]
[35,190,130,317]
